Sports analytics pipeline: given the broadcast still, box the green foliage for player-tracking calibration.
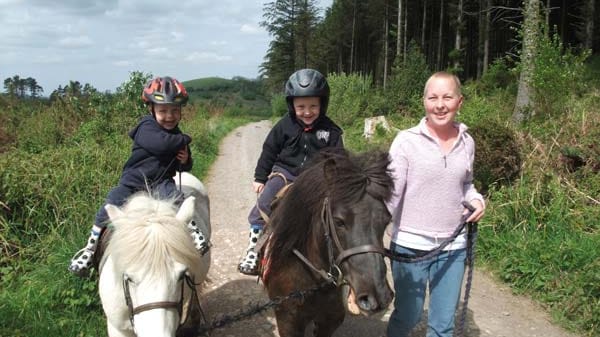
[530,30,590,117]
[479,175,600,336]
[387,41,431,117]
[468,118,522,194]
[479,58,518,94]
[270,94,287,118]
[327,72,372,128]
[184,77,270,118]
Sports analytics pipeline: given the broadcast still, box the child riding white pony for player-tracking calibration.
[99,172,210,337]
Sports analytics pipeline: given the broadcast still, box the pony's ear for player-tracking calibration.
[176,196,196,223]
[323,158,338,189]
[105,204,124,221]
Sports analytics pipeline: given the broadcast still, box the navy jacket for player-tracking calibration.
[119,115,192,189]
[254,113,343,183]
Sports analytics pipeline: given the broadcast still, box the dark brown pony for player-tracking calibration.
[261,148,394,337]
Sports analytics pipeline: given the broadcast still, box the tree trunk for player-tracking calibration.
[513,0,540,122]
[350,0,357,73]
[383,0,389,89]
[483,0,491,74]
[454,0,464,70]
[422,0,427,50]
[403,1,408,62]
[584,0,595,50]
[437,0,445,70]
[397,0,403,57]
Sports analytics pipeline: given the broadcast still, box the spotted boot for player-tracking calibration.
[188,220,211,255]
[68,225,102,277]
[238,226,263,275]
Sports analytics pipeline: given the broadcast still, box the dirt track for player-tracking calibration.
[199,120,580,337]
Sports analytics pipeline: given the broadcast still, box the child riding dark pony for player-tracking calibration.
[237,68,344,275]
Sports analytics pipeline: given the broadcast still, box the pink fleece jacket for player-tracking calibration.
[386,118,484,239]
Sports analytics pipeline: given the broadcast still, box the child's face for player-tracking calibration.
[293,96,321,126]
[153,104,182,130]
[423,77,463,129]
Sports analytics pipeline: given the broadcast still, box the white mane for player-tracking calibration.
[105,192,202,281]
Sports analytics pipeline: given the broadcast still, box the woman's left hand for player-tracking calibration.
[465,199,485,223]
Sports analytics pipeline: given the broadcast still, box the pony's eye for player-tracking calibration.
[334,218,345,227]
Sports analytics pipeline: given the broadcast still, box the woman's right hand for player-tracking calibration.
[253,181,265,194]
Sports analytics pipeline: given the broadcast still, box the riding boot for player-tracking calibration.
[68,225,102,277]
[187,220,211,255]
[238,226,263,275]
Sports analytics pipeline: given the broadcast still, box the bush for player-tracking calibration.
[327,72,372,128]
[469,119,522,195]
[530,30,589,117]
[387,41,431,117]
[479,58,517,94]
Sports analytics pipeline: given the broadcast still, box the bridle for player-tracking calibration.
[122,272,201,335]
[293,196,386,286]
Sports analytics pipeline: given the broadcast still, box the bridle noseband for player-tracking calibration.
[122,273,200,335]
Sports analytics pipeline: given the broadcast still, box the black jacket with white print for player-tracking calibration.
[254,113,343,183]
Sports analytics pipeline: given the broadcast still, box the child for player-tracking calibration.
[68,76,210,277]
[237,68,344,275]
[385,72,485,337]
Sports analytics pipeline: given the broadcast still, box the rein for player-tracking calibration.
[293,196,385,286]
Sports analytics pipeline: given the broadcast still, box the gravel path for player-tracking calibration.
[198,120,581,337]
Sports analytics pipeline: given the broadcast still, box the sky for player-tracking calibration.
[1,0,333,94]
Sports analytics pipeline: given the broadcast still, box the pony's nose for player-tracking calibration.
[357,293,382,312]
[357,286,393,313]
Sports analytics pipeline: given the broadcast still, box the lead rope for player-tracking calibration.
[455,221,478,337]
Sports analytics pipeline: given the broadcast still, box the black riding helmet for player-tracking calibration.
[285,69,330,117]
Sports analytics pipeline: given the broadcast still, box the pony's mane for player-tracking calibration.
[266,148,393,269]
[106,192,201,281]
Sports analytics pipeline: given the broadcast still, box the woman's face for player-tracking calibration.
[423,77,463,130]
[154,104,182,130]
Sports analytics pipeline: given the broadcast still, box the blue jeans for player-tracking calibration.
[95,179,183,228]
[387,242,466,337]
[247,166,296,228]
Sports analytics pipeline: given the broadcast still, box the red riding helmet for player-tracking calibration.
[142,76,189,105]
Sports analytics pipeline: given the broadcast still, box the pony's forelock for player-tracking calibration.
[106,192,201,281]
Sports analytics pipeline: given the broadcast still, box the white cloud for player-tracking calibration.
[58,35,93,48]
[240,24,261,35]
[185,51,232,63]
[113,60,133,67]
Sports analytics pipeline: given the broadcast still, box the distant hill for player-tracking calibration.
[182,77,270,116]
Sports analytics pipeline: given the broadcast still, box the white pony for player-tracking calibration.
[99,172,211,337]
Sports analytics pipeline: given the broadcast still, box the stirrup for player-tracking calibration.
[238,249,260,276]
[68,248,95,278]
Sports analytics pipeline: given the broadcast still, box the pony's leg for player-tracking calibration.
[274,304,310,337]
[312,297,345,337]
[106,322,134,337]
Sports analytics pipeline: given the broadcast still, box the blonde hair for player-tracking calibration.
[423,71,462,97]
